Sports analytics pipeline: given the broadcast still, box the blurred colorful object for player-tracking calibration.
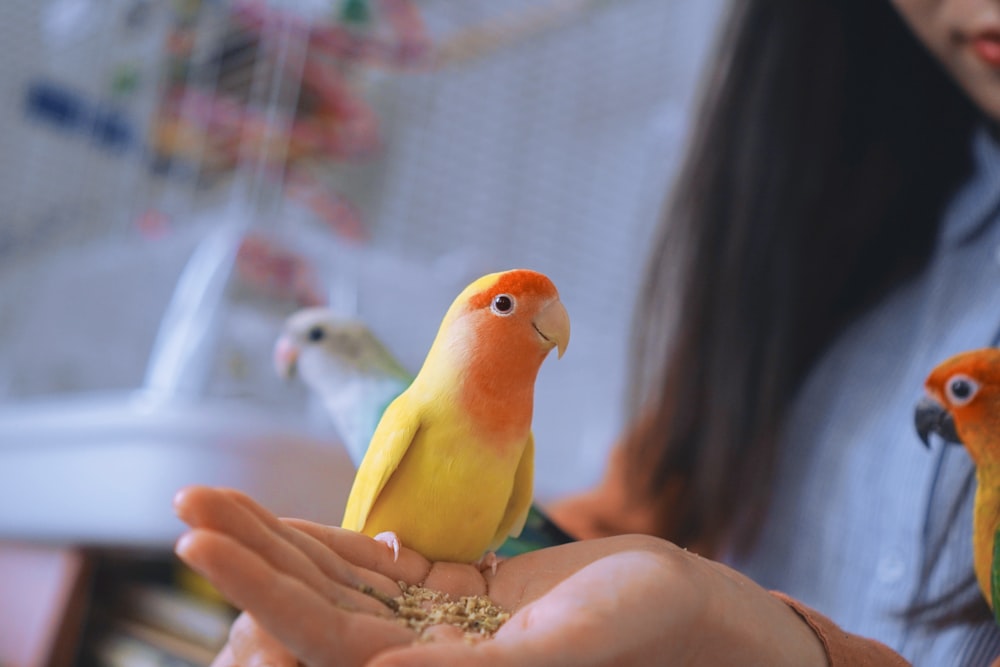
[149,0,431,242]
[235,233,325,307]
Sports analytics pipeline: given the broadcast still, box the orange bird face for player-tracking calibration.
[426,269,570,432]
[916,348,1000,467]
[460,269,570,363]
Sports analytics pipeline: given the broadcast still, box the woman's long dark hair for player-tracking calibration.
[626,0,978,560]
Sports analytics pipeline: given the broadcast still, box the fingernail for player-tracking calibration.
[174,532,194,558]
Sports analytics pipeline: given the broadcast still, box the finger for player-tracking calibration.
[368,638,509,667]
[421,561,489,600]
[221,488,402,601]
[225,488,360,582]
[175,487,390,615]
[176,529,416,666]
[285,519,489,600]
[228,612,299,667]
[284,517,432,584]
[210,642,236,667]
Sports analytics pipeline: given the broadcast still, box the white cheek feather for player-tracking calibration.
[442,314,475,366]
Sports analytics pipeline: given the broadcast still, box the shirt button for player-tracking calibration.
[876,552,906,584]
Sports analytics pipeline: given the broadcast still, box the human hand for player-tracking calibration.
[173,486,826,667]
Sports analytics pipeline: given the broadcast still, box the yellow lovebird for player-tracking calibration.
[341,269,570,564]
[916,348,1000,614]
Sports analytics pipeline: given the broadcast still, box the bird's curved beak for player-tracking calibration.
[273,336,300,379]
[533,297,570,359]
[914,396,962,448]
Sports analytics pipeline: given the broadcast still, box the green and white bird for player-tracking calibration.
[273,307,412,466]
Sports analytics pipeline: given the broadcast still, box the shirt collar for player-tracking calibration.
[938,124,1000,247]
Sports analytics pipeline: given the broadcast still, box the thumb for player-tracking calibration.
[366,623,581,667]
[222,612,299,667]
[367,640,523,667]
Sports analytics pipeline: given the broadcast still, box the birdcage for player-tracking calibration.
[0,0,724,546]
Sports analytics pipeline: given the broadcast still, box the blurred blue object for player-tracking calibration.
[24,80,86,129]
[24,79,134,151]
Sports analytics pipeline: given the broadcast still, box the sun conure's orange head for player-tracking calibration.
[916,348,1000,468]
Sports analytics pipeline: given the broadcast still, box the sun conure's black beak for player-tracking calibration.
[914,396,962,448]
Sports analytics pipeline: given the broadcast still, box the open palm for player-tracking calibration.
[174,486,823,667]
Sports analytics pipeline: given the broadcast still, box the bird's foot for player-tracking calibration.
[477,551,500,576]
[374,531,401,562]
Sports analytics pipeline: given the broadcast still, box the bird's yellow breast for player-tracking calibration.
[361,411,528,563]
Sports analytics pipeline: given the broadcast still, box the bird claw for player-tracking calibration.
[477,551,500,576]
[374,531,401,562]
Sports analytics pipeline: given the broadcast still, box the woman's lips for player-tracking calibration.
[971,31,1000,68]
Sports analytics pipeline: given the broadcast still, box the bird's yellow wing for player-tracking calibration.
[487,432,535,551]
[341,395,421,532]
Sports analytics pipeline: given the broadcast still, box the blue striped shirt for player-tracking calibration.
[727,126,1000,666]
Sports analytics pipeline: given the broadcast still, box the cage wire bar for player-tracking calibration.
[143,2,311,400]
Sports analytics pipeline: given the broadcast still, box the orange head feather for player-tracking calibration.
[421,269,570,439]
[917,349,1000,610]
[918,348,1000,468]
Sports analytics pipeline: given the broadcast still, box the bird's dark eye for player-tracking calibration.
[946,374,978,406]
[491,294,515,315]
[308,326,326,342]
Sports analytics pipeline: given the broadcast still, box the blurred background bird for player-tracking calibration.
[916,347,1000,622]
[273,307,412,466]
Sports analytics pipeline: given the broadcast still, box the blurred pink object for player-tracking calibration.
[236,233,325,307]
[285,169,368,242]
[232,0,431,68]
[0,543,89,667]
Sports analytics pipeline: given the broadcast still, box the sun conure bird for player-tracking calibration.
[340,268,570,565]
[915,347,1000,621]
